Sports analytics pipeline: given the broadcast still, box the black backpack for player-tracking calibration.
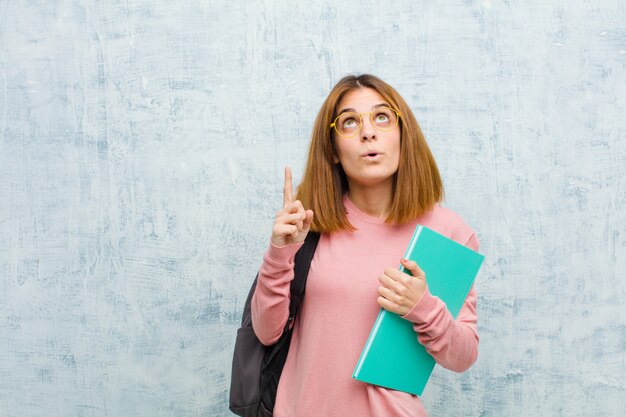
[229,232,321,417]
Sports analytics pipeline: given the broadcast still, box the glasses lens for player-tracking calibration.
[336,112,360,137]
[371,107,398,131]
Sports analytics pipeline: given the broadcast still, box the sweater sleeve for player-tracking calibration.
[400,233,480,373]
[251,240,304,346]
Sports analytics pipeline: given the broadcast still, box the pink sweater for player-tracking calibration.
[252,195,480,417]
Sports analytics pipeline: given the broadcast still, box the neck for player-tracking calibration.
[347,180,394,219]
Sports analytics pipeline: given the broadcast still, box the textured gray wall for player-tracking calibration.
[1,1,624,416]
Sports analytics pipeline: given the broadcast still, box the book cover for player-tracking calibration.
[352,224,485,396]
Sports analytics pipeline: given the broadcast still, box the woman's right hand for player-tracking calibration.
[271,166,314,247]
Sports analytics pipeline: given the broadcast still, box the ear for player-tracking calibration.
[333,154,339,164]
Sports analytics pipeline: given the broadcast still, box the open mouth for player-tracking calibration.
[362,152,382,159]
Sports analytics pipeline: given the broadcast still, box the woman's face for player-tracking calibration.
[332,87,401,189]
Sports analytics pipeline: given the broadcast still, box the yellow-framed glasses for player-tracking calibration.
[330,106,401,138]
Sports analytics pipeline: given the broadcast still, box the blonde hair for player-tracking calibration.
[296,74,444,233]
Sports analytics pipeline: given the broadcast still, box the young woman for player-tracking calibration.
[251,74,480,417]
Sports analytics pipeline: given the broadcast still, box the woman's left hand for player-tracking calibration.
[377,258,427,316]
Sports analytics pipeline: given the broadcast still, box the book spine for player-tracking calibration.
[353,309,386,378]
[400,225,423,274]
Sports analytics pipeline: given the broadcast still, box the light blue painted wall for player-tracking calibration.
[0,1,624,416]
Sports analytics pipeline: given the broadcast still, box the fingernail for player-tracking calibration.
[402,258,408,263]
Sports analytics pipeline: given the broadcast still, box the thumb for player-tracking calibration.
[303,209,314,230]
[401,258,425,278]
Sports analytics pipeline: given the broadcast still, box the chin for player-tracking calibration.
[342,162,398,183]
[350,172,396,187]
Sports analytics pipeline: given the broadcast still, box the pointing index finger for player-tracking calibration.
[283,166,293,207]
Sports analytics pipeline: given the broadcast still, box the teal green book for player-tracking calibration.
[352,224,484,396]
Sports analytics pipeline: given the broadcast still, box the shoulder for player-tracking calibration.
[421,204,479,249]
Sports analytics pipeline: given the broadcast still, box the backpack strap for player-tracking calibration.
[259,232,321,413]
[284,231,321,333]
[261,232,321,367]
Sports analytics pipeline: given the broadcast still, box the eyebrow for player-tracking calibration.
[337,103,390,117]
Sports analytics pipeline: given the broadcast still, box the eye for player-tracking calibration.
[342,118,358,129]
[374,112,390,124]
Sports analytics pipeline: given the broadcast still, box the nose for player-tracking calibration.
[360,116,376,142]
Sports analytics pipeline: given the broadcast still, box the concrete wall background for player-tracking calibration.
[0,1,624,416]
